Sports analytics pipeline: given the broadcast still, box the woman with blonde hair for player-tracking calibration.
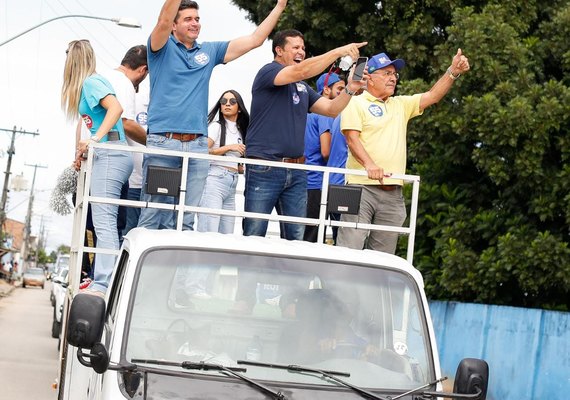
[61,39,133,295]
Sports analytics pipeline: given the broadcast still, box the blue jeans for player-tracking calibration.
[90,145,133,292]
[243,164,307,240]
[122,187,141,237]
[138,134,209,230]
[197,165,239,234]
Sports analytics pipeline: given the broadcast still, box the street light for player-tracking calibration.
[0,14,142,48]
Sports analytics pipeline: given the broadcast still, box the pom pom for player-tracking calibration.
[49,167,78,215]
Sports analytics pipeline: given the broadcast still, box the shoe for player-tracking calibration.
[79,277,92,290]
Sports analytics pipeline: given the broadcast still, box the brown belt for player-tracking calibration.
[249,156,306,164]
[164,132,201,142]
[379,185,399,191]
[281,156,305,164]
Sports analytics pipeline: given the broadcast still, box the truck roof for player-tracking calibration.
[123,227,425,288]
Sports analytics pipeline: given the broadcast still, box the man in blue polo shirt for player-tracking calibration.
[303,71,345,242]
[138,0,288,230]
[243,29,368,240]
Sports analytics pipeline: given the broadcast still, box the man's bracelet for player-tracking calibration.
[344,87,357,96]
[447,67,461,80]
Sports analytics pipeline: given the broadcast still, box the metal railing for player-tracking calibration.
[69,143,420,291]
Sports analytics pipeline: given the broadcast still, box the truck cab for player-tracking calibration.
[56,145,488,400]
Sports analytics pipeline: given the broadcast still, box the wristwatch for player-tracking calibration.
[344,87,357,96]
[447,67,461,80]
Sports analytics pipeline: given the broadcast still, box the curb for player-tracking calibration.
[0,279,15,298]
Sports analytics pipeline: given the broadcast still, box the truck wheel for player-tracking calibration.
[52,310,62,339]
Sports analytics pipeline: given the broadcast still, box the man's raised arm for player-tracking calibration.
[224,0,287,63]
[150,0,181,52]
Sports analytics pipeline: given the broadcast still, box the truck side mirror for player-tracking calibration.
[454,358,489,400]
[66,293,105,349]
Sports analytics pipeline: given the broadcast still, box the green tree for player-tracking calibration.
[232,0,570,310]
[57,244,71,255]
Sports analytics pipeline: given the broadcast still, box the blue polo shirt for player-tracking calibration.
[147,35,229,135]
[79,74,126,142]
[246,61,321,160]
[326,116,347,185]
[305,113,334,189]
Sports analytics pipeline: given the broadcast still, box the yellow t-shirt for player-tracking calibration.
[340,91,423,185]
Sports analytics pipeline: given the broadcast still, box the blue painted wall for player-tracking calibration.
[429,301,570,400]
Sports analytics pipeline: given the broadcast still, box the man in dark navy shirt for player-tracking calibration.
[243,29,367,240]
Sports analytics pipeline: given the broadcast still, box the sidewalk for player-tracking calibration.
[0,279,16,298]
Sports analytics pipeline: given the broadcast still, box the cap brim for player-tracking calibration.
[391,59,405,71]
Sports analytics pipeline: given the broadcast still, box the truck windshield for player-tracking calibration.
[125,248,434,391]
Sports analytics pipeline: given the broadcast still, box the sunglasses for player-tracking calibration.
[220,98,237,106]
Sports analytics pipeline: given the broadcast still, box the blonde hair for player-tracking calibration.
[61,40,96,120]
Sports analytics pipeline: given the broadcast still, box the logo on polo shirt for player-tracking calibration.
[194,52,210,65]
[81,114,93,129]
[292,93,300,104]
[296,83,307,93]
[368,104,384,117]
[136,111,148,126]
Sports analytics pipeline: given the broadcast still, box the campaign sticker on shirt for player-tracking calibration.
[136,111,148,126]
[82,114,93,129]
[296,83,307,93]
[194,52,210,65]
[292,93,300,105]
[368,104,384,117]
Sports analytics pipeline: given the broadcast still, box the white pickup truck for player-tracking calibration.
[56,145,488,400]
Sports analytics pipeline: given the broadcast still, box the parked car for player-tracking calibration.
[52,266,69,339]
[22,267,46,289]
[51,265,69,306]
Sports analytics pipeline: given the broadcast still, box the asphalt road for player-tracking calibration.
[0,281,59,400]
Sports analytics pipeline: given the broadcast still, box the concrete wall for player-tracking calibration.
[429,301,569,400]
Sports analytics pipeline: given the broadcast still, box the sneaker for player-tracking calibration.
[79,277,92,290]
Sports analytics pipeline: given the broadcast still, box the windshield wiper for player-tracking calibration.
[238,359,386,400]
[389,377,446,400]
[132,359,286,400]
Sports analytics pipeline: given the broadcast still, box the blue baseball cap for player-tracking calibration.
[317,72,342,94]
[367,52,405,73]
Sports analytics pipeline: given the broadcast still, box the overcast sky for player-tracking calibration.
[0,0,275,252]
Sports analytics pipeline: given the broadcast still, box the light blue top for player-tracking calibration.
[147,35,229,135]
[326,116,347,186]
[79,74,126,142]
[304,113,334,189]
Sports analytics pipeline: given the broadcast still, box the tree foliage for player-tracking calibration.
[233,0,570,310]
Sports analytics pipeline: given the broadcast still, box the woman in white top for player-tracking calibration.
[198,90,250,233]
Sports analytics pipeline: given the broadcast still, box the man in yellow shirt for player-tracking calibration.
[338,49,470,253]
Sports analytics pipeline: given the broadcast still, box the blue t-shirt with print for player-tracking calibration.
[79,74,125,142]
[305,112,334,189]
[327,116,347,185]
[246,61,321,160]
[147,35,229,135]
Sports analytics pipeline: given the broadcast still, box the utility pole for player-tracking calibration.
[21,163,47,269]
[35,215,46,267]
[0,126,39,246]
